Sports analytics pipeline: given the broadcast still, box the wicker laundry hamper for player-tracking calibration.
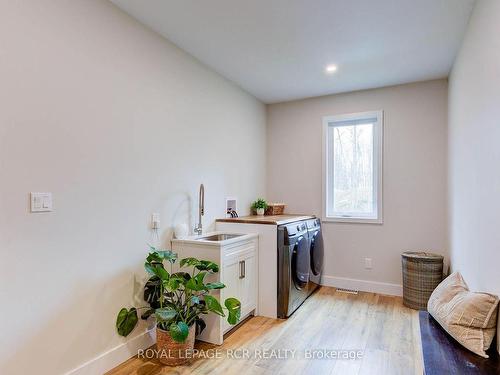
[401,251,444,310]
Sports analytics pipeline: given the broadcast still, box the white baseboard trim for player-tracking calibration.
[64,328,155,375]
[321,275,402,296]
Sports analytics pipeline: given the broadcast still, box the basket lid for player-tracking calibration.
[402,251,443,261]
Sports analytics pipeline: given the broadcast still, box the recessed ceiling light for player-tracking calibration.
[325,65,337,73]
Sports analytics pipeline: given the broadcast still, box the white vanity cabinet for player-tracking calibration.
[220,242,257,333]
[171,232,258,345]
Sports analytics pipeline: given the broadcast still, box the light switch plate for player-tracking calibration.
[364,257,373,270]
[31,192,53,212]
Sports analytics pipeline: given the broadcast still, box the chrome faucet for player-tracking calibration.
[194,183,204,235]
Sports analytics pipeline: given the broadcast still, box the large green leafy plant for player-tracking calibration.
[116,247,241,342]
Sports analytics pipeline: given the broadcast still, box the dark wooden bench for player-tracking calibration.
[419,311,500,374]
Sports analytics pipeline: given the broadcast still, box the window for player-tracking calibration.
[322,111,383,223]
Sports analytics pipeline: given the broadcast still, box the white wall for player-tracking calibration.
[448,0,500,349]
[0,1,265,374]
[267,80,448,293]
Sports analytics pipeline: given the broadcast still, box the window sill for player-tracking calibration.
[322,216,383,224]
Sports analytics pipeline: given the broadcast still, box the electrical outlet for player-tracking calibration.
[364,257,373,269]
[151,213,160,229]
[226,197,237,217]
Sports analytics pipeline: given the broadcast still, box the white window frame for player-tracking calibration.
[322,110,383,224]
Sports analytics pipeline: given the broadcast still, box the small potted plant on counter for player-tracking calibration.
[251,198,268,216]
[116,247,241,366]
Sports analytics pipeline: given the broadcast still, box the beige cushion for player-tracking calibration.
[427,272,499,358]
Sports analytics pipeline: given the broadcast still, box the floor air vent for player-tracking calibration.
[336,288,359,295]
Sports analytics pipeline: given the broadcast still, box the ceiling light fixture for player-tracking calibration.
[325,65,338,74]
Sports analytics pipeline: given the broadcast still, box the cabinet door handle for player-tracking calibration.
[239,260,245,279]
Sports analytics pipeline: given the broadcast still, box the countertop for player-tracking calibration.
[216,214,315,225]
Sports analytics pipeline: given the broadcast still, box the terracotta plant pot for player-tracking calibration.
[156,324,196,366]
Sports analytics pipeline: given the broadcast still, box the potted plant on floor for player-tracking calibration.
[116,247,241,366]
[251,198,268,216]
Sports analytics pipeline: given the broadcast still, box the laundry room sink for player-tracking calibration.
[172,231,252,246]
[194,233,243,242]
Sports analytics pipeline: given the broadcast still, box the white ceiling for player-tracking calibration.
[111,0,475,103]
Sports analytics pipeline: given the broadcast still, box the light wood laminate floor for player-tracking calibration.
[107,287,422,375]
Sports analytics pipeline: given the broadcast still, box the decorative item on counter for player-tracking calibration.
[115,247,241,366]
[251,198,268,216]
[264,203,286,216]
[226,208,238,218]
